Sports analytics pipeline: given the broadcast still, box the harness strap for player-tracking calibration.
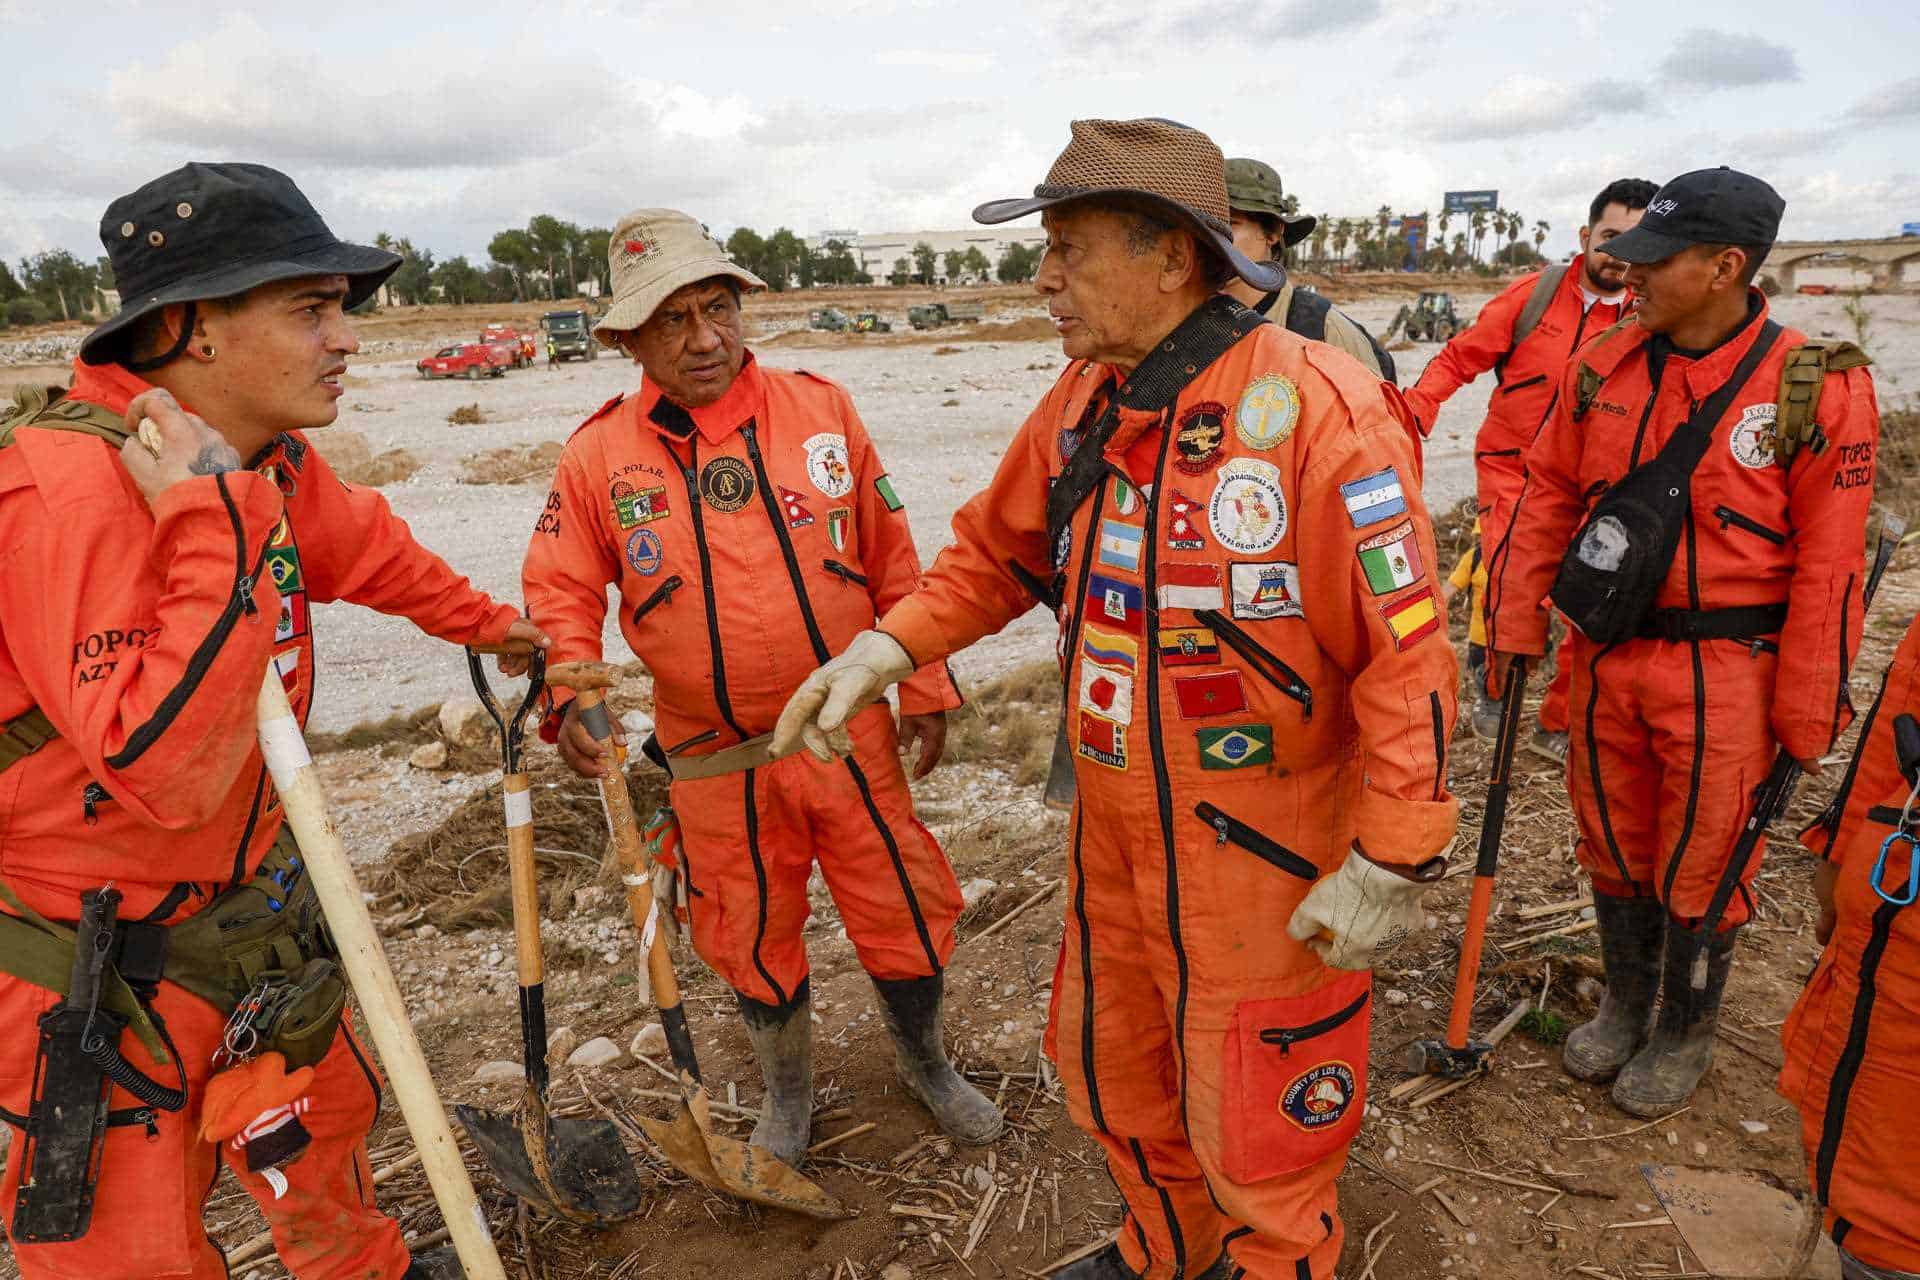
[1637,603,1790,643]
[0,708,57,773]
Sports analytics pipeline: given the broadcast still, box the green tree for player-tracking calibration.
[488,229,537,301]
[1331,219,1352,266]
[578,226,613,296]
[995,242,1040,283]
[19,250,99,321]
[911,241,937,286]
[943,248,965,283]
[726,227,767,283]
[482,263,519,303]
[817,239,861,286]
[1308,217,1329,268]
[430,255,486,305]
[961,246,991,282]
[764,228,807,291]
[1534,219,1550,256]
[0,260,23,304]
[1468,209,1488,264]
[888,257,912,286]
[387,240,436,307]
[527,214,580,298]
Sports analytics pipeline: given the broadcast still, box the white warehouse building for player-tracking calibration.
[811,226,1046,284]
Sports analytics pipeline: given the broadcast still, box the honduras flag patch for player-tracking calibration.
[1339,468,1407,529]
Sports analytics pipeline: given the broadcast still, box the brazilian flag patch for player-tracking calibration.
[875,474,903,512]
[1196,724,1273,770]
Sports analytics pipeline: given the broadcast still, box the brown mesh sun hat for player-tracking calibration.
[974,118,1283,291]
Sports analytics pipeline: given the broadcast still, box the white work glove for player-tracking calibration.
[1285,848,1431,970]
[772,630,916,762]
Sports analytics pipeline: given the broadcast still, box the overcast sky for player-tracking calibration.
[4,0,1917,268]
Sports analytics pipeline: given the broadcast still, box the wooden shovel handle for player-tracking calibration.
[504,774,542,988]
[255,676,507,1279]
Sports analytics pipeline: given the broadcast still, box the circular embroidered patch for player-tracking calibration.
[626,528,663,575]
[1235,374,1301,451]
[1728,403,1778,470]
[1280,1061,1356,1131]
[611,478,636,500]
[700,456,755,513]
[804,432,855,498]
[1175,401,1228,474]
[1208,457,1287,554]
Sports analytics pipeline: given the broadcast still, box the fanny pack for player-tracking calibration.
[1550,321,1782,645]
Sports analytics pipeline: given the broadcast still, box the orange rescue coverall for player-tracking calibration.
[522,353,963,1010]
[1405,257,1633,734]
[0,359,518,1279]
[1489,295,1877,925]
[1780,616,1920,1274]
[879,319,1459,1279]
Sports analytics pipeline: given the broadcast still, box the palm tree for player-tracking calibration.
[1332,219,1352,267]
[1469,210,1487,264]
[1375,203,1392,246]
[1506,209,1524,260]
[1310,218,1330,268]
[1436,208,1453,270]
[1450,232,1468,271]
[1534,219,1550,256]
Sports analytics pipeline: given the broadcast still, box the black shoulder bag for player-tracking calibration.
[1551,320,1782,645]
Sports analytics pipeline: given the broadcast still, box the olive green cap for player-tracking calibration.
[1224,157,1317,247]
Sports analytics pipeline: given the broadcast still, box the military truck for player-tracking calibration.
[907,300,987,330]
[852,312,892,333]
[542,309,598,363]
[1386,292,1461,343]
[808,307,850,331]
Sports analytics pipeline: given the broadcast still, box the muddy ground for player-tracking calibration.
[2,283,1917,1279]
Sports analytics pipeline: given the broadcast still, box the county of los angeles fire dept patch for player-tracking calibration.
[804,433,855,498]
[1728,403,1779,469]
[700,457,755,513]
[1209,458,1287,554]
[1280,1061,1356,1131]
[1235,374,1301,451]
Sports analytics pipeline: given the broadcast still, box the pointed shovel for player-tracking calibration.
[453,650,642,1222]
[548,662,848,1219]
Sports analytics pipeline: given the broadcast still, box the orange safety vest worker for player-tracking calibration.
[868,317,1457,1277]
[522,351,965,1009]
[1782,614,1920,1277]
[1489,291,1876,925]
[1405,255,1635,736]
[0,362,520,1278]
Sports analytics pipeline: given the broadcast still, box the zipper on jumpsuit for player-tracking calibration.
[739,425,941,973]
[1064,483,1112,1135]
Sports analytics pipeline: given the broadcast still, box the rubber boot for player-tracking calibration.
[404,1246,464,1279]
[736,979,814,1164]
[1052,1242,1232,1279]
[872,974,1005,1144]
[1612,923,1740,1118]
[1562,892,1664,1083]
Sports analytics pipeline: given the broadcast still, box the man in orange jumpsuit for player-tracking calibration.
[0,164,543,1278]
[521,209,999,1163]
[1783,617,1920,1279]
[776,119,1459,1280]
[1490,167,1878,1117]
[1407,178,1655,751]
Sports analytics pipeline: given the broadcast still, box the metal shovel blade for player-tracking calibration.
[456,1092,642,1223]
[1043,716,1077,812]
[634,1104,850,1220]
[1640,1164,1840,1279]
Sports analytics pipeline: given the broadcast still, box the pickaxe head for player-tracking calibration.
[1403,1037,1493,1080]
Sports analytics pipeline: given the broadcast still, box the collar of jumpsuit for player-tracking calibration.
[66,356,168,417]
[639,348,769,445]
[1582,286,1768,398]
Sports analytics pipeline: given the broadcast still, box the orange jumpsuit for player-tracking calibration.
[1405,258,1633,733]
[1489,295,1877,925]
[1780,617,1920,1274]
[880,320,1458,1279]
[0,360,518,1278]
[522,354,963,1010]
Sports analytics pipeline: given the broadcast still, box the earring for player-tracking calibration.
[200,345,216,359]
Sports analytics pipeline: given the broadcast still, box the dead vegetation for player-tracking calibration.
[460,440,563,485]
[1876,404,1920,517]
[312,427,423,486]
[305,703,442,755]
[944,659,1060,788]
[447,402,484,425]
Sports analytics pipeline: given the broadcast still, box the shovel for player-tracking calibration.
[453,649,642,1223]
[548,661,849,1219]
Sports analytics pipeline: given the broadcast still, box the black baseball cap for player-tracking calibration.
[1598,166,1784,265]
[82,162,401,366]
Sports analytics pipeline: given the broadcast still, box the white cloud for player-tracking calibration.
[1846,75,1920,123]
[1419,76,1649,142]
[1656,29,1798,89]
[874,49,994,74]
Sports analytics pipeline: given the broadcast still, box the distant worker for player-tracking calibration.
[1408,178,1656,750]
[522,209,1000,1165]
[1783,614,1920,1280]
[1490,168,1878,1118]
[1222,157,1396,383]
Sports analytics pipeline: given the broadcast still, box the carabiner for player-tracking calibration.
[1871,830,1920,907]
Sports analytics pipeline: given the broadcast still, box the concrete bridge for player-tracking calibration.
[1762,237,1920,292]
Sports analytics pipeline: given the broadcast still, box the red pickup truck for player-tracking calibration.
[417,342,508,380]
[481,323,535,370]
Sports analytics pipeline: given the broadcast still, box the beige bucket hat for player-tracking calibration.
[594,208,767,346]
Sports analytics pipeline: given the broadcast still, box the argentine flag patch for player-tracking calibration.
[1339,468,1407,529]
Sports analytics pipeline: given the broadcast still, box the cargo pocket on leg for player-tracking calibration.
[1221,971,1370,1183]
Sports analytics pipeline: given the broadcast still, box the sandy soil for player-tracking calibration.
[3,283,1917,1279]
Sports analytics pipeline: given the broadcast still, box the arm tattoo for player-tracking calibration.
[188,442,242,476]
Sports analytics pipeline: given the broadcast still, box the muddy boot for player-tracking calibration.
[1563,892,1664,1083]
[1053,1242,1139,1278]
[404,1247,464,1279]
[736,980,814,1164]
[1612,923,1740,1118]
[872,974,1004,1144]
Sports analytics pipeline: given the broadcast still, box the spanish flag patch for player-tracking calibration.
[1379,586,1440,651]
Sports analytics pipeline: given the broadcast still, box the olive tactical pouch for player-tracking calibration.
[1552,322,1782,644]
[1775,340,1872,465]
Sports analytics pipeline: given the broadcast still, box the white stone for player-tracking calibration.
[546,1025,578,1066]
[415,923,439,940]
[472,1059,524,1085]
[961,877,997,909]
[621,709,656,740]
[1692,1140,1709,1157]
[567,1036,631,1069]
[408,741,449,770]
[1383,988,1409,1006]
[1740,1120,1770,1135]
[437,696,493,751]
[631,1023,668,1058]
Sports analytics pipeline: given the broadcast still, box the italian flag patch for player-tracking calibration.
[875,474,903,512]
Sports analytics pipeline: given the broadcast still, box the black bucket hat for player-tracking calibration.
[973,119,1285,292]
[81,162,402,366]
